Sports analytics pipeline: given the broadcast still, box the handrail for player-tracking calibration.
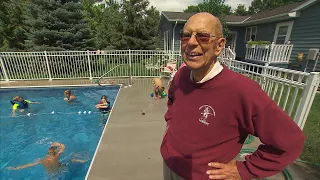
[98,64,125,86]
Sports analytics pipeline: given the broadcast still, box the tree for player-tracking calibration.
[0,0,28,51]
[248,0,303,14]
[234,4,249,16]
[24,0,95,51]
[98,0,124,49]
[120,0,161,50]
[184,0,232,37]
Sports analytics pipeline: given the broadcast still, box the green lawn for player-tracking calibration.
[301,93,320,163]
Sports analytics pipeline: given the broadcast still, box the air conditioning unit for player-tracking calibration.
[306,48,319,60]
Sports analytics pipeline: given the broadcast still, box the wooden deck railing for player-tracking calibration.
[245,42,293,64]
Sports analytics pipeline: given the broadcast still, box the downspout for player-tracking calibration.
[172,21,177,52]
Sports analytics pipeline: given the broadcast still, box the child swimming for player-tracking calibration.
[95,95,111,113]
[10,96,40,116]
[64,90,76,102]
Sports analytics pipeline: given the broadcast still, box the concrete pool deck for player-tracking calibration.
[1,78,319,180]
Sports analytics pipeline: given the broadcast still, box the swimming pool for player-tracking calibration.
[0,85,120,180]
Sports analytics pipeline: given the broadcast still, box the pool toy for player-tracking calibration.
[150,92,167,98]
[141,110,145,115]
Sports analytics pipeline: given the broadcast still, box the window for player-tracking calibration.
[273,21,294,44]
[245,26,257,42]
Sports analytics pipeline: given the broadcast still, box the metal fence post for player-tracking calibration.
[44,51,52,81]
[128,49,132,85]
[87,50,93,80]
[267,42,275,64]
[294,72,320,130]
[261,63,269,90]
[0,56,9,81]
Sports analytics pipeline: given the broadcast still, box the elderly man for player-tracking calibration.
[160,12,305,180]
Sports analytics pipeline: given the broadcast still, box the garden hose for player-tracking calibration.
[244,134,255,144]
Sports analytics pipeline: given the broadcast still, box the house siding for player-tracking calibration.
[173,23,184,52]
[290,2,320,67]
[160,18,185,51]
[228,26,246,59]
[160,15,173,51]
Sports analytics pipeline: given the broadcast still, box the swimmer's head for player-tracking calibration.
[64,90,71,97]
[13,96,23,102]
[101,95,107,101]
[47,146,58,156]
[101,99,107,103]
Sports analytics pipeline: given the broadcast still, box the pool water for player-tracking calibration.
[0,85,120,180]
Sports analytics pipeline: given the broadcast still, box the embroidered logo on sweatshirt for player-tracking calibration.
[199,105,215,126]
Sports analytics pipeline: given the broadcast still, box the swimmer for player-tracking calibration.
[95,95,111,113]
[7,142,86,174]
[152,78,166,100]
[64,90,76,102]
[10,96,40,116]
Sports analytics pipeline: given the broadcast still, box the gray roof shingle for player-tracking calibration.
[247,0,307,22]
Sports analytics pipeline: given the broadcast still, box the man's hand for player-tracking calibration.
[206,160,242,180]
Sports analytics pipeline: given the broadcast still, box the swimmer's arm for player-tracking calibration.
[31,102,41,104]
[25,100,41,104]
[7,159,41,170]
[53,142,65,156]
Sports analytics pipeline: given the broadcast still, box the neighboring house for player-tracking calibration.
[160,0,320,71]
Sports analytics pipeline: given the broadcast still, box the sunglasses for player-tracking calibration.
[180,32,219,44]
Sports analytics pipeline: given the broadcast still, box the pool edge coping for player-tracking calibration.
[84,85,122,180]
[0,84,122,89]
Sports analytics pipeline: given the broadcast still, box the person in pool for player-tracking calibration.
[7,142,85,173]
[95,95,111,113]
[63,90,76,102]
[10,96,40,116]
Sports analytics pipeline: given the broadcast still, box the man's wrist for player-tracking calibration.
[236,160,255,180]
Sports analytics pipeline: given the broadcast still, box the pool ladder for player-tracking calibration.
[98,64,133,87]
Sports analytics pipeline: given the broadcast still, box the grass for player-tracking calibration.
[300,93,320,163]
[2,63,162,80]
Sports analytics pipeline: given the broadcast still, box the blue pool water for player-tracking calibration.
[0,85,120,180]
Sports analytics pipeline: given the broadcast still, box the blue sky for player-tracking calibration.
[147,0,253,12]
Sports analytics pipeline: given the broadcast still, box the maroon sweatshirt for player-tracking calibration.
[160,66,305,180]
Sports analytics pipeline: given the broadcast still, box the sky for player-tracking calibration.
[147,0,253,12]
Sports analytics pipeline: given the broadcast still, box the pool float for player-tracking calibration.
[150,91,167,98]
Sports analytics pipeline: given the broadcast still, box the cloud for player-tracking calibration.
[148,0,201,12]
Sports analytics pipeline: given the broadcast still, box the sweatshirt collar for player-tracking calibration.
[190,61,224,83]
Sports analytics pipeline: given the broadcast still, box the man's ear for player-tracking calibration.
[215,38,226,56]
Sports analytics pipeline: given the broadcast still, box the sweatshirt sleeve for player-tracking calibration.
[237,96,305,179]
[164,77,175,122]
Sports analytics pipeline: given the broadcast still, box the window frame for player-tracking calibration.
[245,26,258,42]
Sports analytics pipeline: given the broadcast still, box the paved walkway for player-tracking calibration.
[86,78,168,180]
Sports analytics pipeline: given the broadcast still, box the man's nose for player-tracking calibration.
[187,34,199,46]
